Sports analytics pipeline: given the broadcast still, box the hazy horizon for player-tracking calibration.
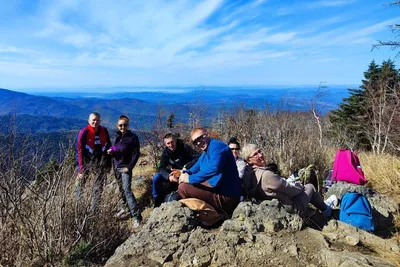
[7,84,359,94]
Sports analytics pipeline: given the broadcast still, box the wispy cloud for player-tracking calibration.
[0,0,397,87]
[0,46,37,55]
[306,0,358,8]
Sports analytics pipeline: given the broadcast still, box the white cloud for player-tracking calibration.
[294,17,400,48]
[0,46,37,55]
[307,0,357,8]
[0,0,397,87]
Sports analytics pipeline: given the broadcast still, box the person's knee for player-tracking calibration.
[304,183,316,192]
[152,173,164,183]
[178,183,190,198]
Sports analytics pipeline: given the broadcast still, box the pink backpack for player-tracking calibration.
[331,148,367,185]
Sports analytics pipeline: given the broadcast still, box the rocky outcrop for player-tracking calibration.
[105,199,399,267]
[325,182,399,233]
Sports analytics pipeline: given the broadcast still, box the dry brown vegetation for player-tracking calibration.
[1,100,400,266]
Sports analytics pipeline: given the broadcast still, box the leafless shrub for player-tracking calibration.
[363,80,400,154]
[0,135,131,266]
[216,98,331,177]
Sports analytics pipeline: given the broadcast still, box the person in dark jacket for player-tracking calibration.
[152,133,199,207]
[107,115,142,227]
[75,112,112,213]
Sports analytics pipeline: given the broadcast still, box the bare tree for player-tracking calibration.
[373,2,400,56]
[364,79,400,154]
[309,82,329,147]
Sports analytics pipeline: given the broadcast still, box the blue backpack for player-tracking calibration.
[339,192,374,232]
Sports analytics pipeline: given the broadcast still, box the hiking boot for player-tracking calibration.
[152,197,163,208]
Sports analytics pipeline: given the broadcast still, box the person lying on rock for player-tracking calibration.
[152,133,200,207]
[177,128,242,217]
[241,144,337,217]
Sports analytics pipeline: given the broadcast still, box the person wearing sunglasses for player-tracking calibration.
[151,133,200,207]
[178,128,242,217]
[75,112,112,213]
[107,115,142,227]
[228,137,246,179]
[241,144,335,218]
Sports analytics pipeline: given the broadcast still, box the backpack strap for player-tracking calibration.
[243,167,264,200]
[331,148,345,183]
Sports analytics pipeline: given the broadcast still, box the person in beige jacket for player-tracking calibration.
[241,144,335,217]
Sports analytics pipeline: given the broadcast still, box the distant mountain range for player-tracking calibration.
[0,86,351,134]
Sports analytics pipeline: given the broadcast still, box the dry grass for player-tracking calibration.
[356,152,400,264]
[358,152,400,204]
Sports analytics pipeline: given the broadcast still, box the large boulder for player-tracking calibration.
[325,182,399,233]
[221,199,304,235]
[105,199,399,267]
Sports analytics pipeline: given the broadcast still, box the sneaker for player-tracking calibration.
[322,194,339,217]
[324,195,339,209]
[132,216,142,228]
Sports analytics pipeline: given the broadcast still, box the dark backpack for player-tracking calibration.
[339,192,374,232]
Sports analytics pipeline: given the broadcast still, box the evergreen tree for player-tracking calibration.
[166,112,175,129]
[330,59,400,153]
[380,59,399,89]
[330,60,381,149]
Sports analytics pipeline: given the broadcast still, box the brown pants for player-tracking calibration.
[178,183,240,216]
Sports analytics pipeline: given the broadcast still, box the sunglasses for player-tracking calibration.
[118,123,128,127]
[230,148,240,151]
[250,149,262,158]
[192,134,206,146]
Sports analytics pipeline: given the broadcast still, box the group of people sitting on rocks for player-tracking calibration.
[75,112,337,228]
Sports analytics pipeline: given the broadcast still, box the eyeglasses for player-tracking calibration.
[249,149,263,158]
[192,134,206,146]
[230,148,240,151]
[118,123,128,127]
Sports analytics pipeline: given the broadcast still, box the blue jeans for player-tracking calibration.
[152,172,178,200]
[116,168,140,218]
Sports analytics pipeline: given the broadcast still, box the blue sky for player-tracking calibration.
[0,0,399,90]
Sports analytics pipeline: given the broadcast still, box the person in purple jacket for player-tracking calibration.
[178,128,242,216]
[107,115,142,227]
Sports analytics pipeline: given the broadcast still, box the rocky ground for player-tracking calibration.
[105,183,400,267]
